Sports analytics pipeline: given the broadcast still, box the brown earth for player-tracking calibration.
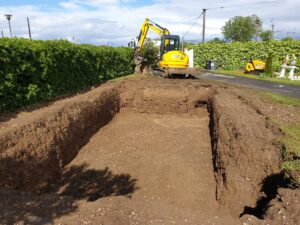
[0,75,299,225]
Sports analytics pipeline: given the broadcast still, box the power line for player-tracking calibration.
[183,0,285,43]
[183,12,204,37]
[206,6,225,10]
[220,0,286,9]
[183,6,224,41]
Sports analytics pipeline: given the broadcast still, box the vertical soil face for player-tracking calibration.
[0,86,121,191]
[0,76,285,224]
[51,110,225,224]
[208,89,281,216]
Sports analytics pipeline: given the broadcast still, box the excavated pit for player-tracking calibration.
[0,77,283,224]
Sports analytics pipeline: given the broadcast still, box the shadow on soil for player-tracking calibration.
[240,172,290,219]
[0,163,138,225]
[50,163,138,201]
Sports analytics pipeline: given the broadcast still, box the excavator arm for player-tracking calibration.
[137,18,170,50]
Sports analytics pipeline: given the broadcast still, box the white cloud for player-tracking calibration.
[59,1,83,10]
[0,0,299,45]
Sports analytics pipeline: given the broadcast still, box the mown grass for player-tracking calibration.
[213,70,300,87]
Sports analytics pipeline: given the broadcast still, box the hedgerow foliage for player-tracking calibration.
[0,38,134,111]
[192,40,300,71]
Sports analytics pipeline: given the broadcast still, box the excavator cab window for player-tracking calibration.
[160,35,180,57]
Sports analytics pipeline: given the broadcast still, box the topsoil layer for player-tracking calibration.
[0,75,299,225]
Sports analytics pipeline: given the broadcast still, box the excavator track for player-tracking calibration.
[154,67,200,78]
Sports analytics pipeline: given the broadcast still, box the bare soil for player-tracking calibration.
[0,76,299,225]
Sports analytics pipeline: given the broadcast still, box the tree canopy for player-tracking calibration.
[259,30,273,41]
[207,37,225,43]
[282,36,294,41]
[222,15,262,42]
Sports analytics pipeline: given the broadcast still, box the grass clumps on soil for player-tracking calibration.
[213,70,300,87]
[281,124,300,158]
[280,124,300,186]
[282,160,300,186]
[111,74,144,82]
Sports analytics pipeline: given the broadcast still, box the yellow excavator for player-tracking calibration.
[245,59,266,74]
[130,18,196,77]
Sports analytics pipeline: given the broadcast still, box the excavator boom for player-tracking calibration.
[137,18,170,50]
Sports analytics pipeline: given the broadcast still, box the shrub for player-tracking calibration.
[192,40,300,71]
[0,38,134,111]
[140,41,159,68]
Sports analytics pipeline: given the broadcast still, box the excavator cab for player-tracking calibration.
[159,35,188,69]
[160,35,180,57]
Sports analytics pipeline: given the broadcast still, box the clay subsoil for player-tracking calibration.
[0,76,299,225]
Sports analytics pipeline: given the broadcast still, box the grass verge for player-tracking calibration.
[263,93,300,107]
[279,123,300,186]
[263,93,300,185]
[281,124,300,159]
[213,70,300,87]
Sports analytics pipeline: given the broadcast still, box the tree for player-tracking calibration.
[259,30,273,41]
[265,52,274,76]
[222,15,262,42]
[207,37,225,43]
[282,36,293,41]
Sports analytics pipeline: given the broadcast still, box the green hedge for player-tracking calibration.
[0,38,134,111]
[192,40,300,71]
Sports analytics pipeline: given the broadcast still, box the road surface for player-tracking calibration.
[199,71,300,99]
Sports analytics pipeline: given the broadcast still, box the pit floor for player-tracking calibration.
[0,109,240,225]
[51,109,238,224]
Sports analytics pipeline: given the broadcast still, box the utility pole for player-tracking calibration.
[1,30,4,38]
[202,9,207,43]
[271,18,275,39]
[4,14,12,38]
[27,17,32,40]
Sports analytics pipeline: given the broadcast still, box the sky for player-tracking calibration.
[0,0,299,46]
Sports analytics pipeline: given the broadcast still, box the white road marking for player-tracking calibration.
[206,73,235,79]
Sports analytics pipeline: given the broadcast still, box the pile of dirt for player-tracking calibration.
[0,75,298,224]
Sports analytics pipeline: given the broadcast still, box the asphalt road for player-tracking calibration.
[199,71,300,99]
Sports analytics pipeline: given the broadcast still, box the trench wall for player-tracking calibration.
[207,89,281,216]
[0,78,281,218]
[0,85,121,191]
